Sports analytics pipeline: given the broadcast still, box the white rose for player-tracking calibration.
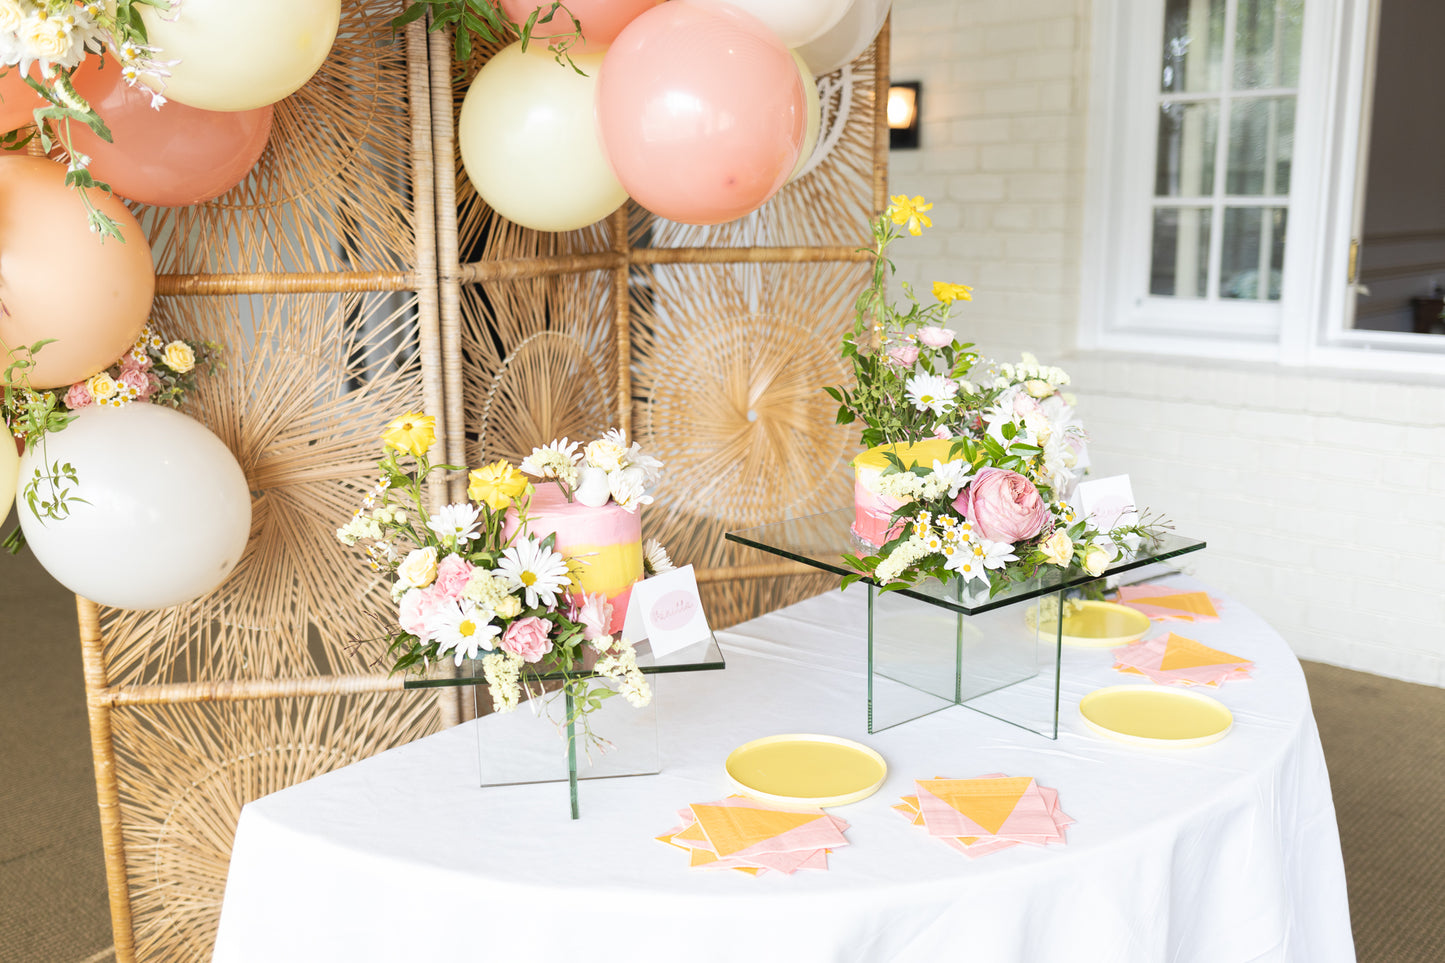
[585,437,627,472]
[1039,530,1074,568]
[397,546,438,588]
[0,1,25,35]
[1082,544,1111,577]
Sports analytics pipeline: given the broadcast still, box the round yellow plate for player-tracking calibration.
[1028,599,1152,647]
[1078,685,1234,748]
[725,734,887,808]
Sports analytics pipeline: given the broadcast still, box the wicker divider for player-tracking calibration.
[72,6,890,958]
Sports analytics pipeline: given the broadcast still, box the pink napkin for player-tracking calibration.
[1116,584,1222,623]
[1112,632,1253,687]
[657,795,850,875]
[896,774,1073,859]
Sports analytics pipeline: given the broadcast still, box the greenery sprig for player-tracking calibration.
[393,0,585,72]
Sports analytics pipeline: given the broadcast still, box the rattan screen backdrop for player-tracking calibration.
[75,5,889,958]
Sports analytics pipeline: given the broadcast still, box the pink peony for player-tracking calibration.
[118,364,150,398]
[576,592,613,642]
[63,381,93,409]
[887,343,920,367]
[398,586,449,640]
[956,467,1049,543]
[500,616,553,663]
[917,326,955,348]
[433,554,474,598]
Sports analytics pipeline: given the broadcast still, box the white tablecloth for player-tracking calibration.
[213,577,1354,962]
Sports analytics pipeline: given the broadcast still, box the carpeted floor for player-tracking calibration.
[2,522,1441,961]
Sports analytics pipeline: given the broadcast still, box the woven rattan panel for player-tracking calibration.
[78,7,888,959]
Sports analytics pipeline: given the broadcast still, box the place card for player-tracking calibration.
[1074,474,1138,531]
[623,564,712,658]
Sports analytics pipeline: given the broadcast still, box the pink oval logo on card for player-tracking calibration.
[650,590,697,631]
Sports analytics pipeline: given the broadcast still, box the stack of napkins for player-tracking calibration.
[656,795,850,875]
[1112,632,1253,686]
[1116,583,1221,622]
[893,774,1073,859]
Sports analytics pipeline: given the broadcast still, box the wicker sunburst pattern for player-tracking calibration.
[110,693,436,959]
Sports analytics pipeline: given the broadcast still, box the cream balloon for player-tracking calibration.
[786,50,822,183]
[690,0,851,47]
[458,43,627,232]
[797,0,892,76]
[141,0,341,111]
[18,404,252,610]
[0,435,16,522]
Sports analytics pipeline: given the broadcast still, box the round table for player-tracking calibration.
[214,577,1354,962]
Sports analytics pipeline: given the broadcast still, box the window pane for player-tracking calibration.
[1156,102,1219,196]
[1220,207,1287,300]
[1226,97,1294,195]
[1162,0,1225,93]
[1151,207,1213,297]
[1234,0,1305,88]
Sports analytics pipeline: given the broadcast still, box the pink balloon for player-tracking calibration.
[0,66,48,133]
[65,65,272,207]
[500,0,662,53]
[596,2,805,225]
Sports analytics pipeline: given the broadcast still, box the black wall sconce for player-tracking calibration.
[888,81,922,150]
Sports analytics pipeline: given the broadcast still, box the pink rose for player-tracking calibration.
[119,365,150,398]
[956,467,1049,543]
[500,616,553,663]
[398,585,448,640]
[917,326,954,348]
[63,382,93,409]
[575,592,613,642]
[433,554,474,598]
[887,343,920,367]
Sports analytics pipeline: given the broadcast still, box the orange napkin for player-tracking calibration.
[1113,633,1252,686]
[895,774,1073,859]
[657,795,850,875]
[1116,584,1221,622]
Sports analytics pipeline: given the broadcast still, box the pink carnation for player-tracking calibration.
[956,467,1049,543]
[63,382,93,409]
[119,365,151,399]
[500,616,553,663]
[575,592,613,642]
[918,326,955,348]
[433,554,474,598]
[887,343,920,367]
[398,586,449,640]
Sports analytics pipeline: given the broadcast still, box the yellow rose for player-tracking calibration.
[86,371,118,401]
[932,281,973,304]
[1024,379,1054,399]
[161,340,196,373]
[381,412,436,457]
[1039,529,1074,568]
[20,13,71,61]
[493,594,522,619]
[467,460,527,511]
[1082,544,1112,577]
[396,546,438,588]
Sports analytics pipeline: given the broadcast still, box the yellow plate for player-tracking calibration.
[1078,685,1233,748]
[725,734,887,808]
[1027,599,1153,647]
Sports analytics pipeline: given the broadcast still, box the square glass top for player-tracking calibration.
[726,508,1205,616]
[402,635,725,690]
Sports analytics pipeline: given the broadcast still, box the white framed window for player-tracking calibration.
[1081,0,1445,373]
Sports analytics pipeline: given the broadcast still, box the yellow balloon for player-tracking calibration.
[0,434,16,521]
[458,44,628,233]
[142,0,341,111]
[787,51,823,184]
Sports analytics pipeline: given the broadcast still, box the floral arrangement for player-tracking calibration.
[393,1,583,70]
[2,322,218,535]
[337,414,655,749]
[1,0,175,239]
[828,195,1164,596]
[517,428,662,510]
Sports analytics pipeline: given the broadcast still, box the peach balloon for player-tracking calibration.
[500,0,662,53]
[0,156,155,389]
[0,66,46,133]
[66,65,273,207]
[597,2,806,225]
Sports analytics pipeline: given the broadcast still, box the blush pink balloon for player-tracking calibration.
[596,2,805,226]
[65,65,273,207]
[500,0,662,53]
[0,66,48,133]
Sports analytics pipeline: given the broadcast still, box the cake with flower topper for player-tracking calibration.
[505,430,666,634]
[826,195,1165,595]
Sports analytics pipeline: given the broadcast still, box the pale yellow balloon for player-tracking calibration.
[458,44,628,233]
[787,50,823,184]
[141,0,342,111]
[0,434,16,522]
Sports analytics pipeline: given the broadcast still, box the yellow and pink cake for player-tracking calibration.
[510,483,642,634]
[851,438,957,547]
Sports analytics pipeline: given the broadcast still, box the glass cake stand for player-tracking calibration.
[726,509,1205,739]
[405,635,726,819]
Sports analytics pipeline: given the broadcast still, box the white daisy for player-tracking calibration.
[497,536,570,608]
[929,459,972,499]
[425,502,482,546]
[943,548,991,585]
[905,374,960,416]
[643,539,675,576]
[428,600,501,666]
[520,439,582,486]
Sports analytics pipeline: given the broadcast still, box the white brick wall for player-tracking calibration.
[887,0,1445,686]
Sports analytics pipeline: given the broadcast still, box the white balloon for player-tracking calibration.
[786,51,822,183]
[0,433,16,521]
[797,0,892,76]
[691,0,852,47]
[18,404,252,610]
